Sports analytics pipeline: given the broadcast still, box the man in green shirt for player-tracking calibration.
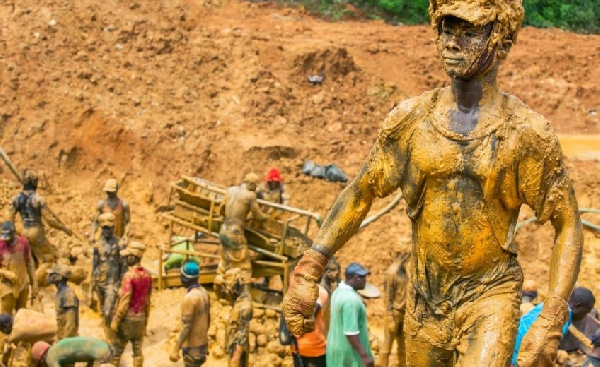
[327,263,374,367]
[30,337,112,367]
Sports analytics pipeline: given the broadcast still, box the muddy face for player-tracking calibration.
[437,16,494,80]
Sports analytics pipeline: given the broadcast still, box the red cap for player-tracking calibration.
[266,168,282,183]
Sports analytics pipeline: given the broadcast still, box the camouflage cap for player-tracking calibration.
[47,265,72,279]
[429,0,525,43]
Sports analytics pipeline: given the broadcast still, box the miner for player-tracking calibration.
[170,261,210,366]
[378,251,410,367]
[91,212,124,339]
[225,268,253,367]
[283,0,583,366]
[216,173,266,300]
[110,242,152,367]
[0,221,37,315]
[10,169,72,277]
[31,337,113,367]
[257,167,290,206]
[90,178,131,242]
[48,265,79,341]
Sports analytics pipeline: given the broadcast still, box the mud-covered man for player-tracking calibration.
[110,242,151,367]
[378,251,410,367]
[90,178,131,242]
[216,173,266,299]
[225,269,253,367]
[91,212,125,339]
[283,0,583,366]
[0,221,37,315]
[30,337,112,367]
[48,265,79,342]
[10,169,72,277]
[170,262,210,367]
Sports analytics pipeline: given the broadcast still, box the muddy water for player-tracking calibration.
[559,135,600,159]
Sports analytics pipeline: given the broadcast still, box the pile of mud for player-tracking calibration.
[0,0,599,365]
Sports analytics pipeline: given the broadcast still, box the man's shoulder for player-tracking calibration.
[503,93,557,144]
[380,89,440,136]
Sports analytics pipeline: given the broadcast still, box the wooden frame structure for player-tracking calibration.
[157,176,322,293]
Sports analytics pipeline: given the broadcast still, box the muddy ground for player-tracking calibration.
[0,0,599,365]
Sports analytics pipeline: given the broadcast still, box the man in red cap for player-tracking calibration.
[258,168,290,206]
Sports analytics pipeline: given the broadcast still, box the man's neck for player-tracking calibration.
[451,67,500,111]
[56,282,68,292]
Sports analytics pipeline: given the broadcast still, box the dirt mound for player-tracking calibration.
[293,47,360,81]
[0,0,599,365]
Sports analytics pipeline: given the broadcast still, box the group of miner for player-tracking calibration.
[0,167,289,367]
[0,172,152,367]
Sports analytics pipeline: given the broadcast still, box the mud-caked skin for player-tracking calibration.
[215,174,266,300]
[110,256,151,367]
[0,222,37,315]
[91,221,124,336]
[226,289,253,367]
[378,252,410,367]
[10,171,73,271]
[283,0,583,366]
[90,179,131,241]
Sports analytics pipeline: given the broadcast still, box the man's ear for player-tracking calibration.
[496,38,513,60]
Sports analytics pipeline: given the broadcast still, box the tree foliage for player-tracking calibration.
[298,0,599,33]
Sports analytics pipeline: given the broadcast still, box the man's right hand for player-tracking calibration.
[169,347,180,362]
[0,270,17,283]
[362,355,375,367]
[283,249,329,336]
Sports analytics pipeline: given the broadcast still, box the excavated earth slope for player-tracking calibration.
[1,0,599,365]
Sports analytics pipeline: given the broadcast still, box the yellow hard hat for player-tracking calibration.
[103,178,119,192]
[98,212,116,227]
[122,242,146,257]
[244,172,259,185]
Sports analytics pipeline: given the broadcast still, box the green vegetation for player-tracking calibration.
[287,0,599,34]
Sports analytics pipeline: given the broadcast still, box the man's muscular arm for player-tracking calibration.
[283,169,377,336]
[517,120,584,367]
[122,201,131,240]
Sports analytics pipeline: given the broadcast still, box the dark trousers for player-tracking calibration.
[300,354,326,367]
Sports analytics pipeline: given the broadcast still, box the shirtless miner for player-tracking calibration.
[10,170,72,278]
[90,178,131,242]
[215,173,266,300]
[283,0,583,366]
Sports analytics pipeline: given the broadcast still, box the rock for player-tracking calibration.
[216,328,226,348]
[265,308,277,319]
[311,92,325,105]
[249,332,256,352]
[266,340,286,357]
[256,334,267,347]
[211,344,225,359]
[253,308,265,319]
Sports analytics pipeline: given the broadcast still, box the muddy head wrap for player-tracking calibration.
[429,0,525,49]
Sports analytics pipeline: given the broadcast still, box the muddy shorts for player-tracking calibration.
[182,345,207,367]
[22,225,56,263]
[404,258,523,367]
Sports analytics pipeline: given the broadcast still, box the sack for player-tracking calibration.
[278,312,294,346]
[9,309,56,343]
[324,164,348,182]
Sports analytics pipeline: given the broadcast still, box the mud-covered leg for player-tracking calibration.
[454,292,520,367]
[396,310,406,367]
